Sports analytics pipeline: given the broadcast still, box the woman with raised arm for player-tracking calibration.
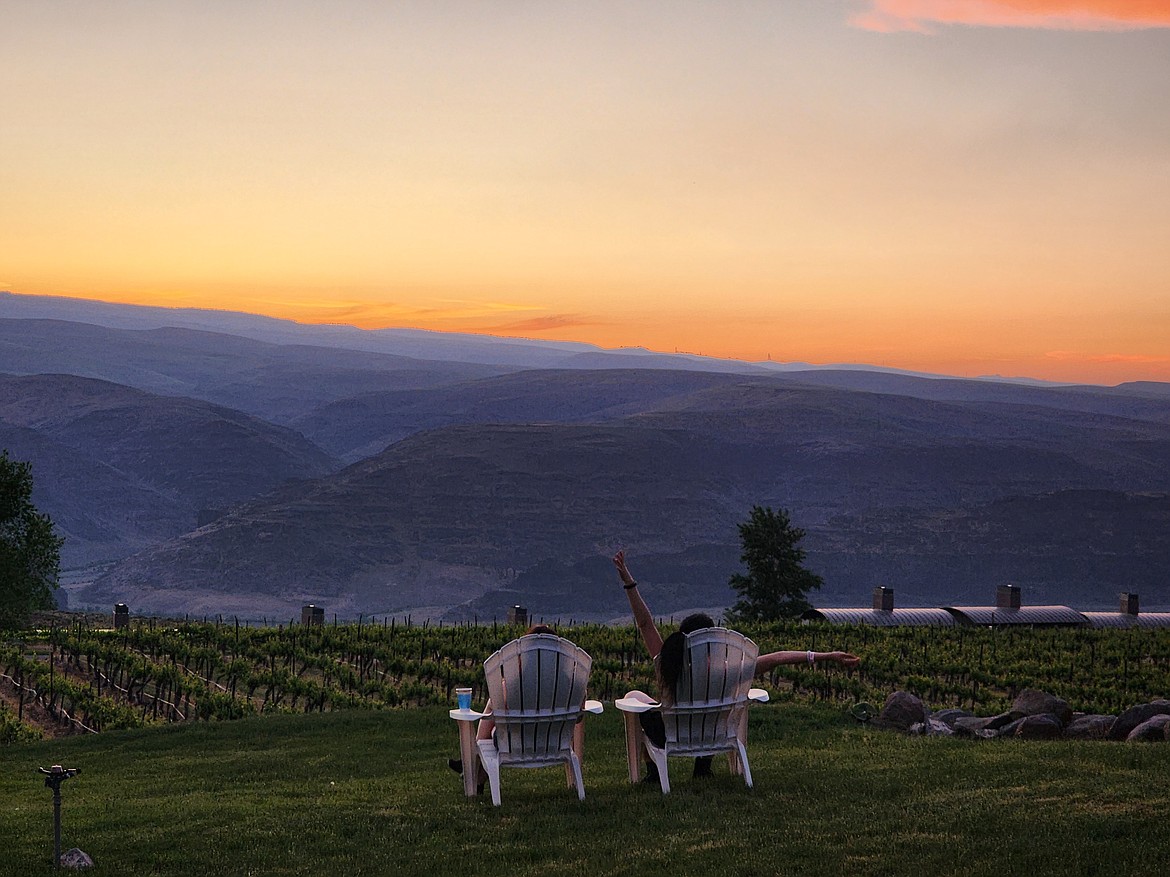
[613,549,860,780]
[614,550,860,673]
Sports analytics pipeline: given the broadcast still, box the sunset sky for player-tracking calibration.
[3,1,1169,385]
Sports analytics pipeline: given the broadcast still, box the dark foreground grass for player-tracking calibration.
[3,704,1168,877]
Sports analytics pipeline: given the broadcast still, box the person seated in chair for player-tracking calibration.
[613,549,860,780]
[448,624,589,792]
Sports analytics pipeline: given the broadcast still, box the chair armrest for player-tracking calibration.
[449,709,486,721]
[615,696,661,713]
[748,688,770,703]
[583,699,604,715]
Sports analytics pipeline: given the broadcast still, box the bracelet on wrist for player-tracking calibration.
[623,580,638,590]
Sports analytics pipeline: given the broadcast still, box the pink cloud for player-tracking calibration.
[850,1,1170,33]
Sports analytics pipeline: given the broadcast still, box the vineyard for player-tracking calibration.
[3,616,1169,741]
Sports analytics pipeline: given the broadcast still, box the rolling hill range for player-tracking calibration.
[291,369,753,462]
[0,373,338,570]
[0,317,512,424]
[82,379,1170,621]
[3,293,1170,620]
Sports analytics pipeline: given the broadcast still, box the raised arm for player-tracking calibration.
[613,550,664,659]
[755,649,861,676]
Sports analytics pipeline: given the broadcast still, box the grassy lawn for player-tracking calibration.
[3,703,1168,876]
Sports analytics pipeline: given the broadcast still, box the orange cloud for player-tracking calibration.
[486,314,602,334]
[269,297,543,330]
[851,1,1170,32]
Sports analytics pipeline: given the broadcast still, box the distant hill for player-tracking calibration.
[292,369,750,461]
[5,292,1169,620]
[0,290,917,378]
[0,317,512,424]
[0,373,338,567]
[83,382,1170,620]
[0,421,187,570]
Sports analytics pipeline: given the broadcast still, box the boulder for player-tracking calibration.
[1125,714,1170,743]
[1063,714,1117,740]
[909,719,955,736]
[933,708,975,728]
[1109,700,1170,741]
[952,711,1019,737]
[952,716,1003,738]
[952,718,991,739]
[1007,714,1065,740]
[1011,690,1072,725]
[60,848,94,870]
[876,691,927,732]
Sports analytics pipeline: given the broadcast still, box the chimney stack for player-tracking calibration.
[1120,593,1140,616]
[873,587,894,612]
[996,584,1021,610]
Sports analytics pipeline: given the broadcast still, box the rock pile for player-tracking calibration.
[873,690,1170,742]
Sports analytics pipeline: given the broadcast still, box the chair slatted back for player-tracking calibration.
[663,628,758,751]
[483,634,592,763]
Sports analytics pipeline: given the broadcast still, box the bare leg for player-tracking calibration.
[572,717,585,760]
[727,704,749,775]
[474,703,494,784]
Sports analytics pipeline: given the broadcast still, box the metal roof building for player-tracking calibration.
[942,605,1087,627]
[802,587,956,627]
[1081,612,1170,629]
[1082,593,1170,629]
[803,585,1136,628]
[943,584,1086,627]
[802,607,956,627]
[806,587,1170,629]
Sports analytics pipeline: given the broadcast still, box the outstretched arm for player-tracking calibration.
[613,550,664,659]
[756,650,860,676]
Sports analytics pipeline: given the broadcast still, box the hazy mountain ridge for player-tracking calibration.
[81,422,745,617]
[0,290,937,379]
[292,369,752,461]
[85,388,1170,619]
[0,373,339,568]
[0,318,512,424]
[4,293,1170,619]
[0,421,188,568]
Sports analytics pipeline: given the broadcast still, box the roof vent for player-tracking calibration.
[996,584,1021,610]
[1120,593,1140,616]
[873,587,894,612]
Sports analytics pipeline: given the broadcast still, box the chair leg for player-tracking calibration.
[644,741,670,794]
[568,752,585,801]
[621,711,645,783]
[735,739,753,789]
[476,740,503,806]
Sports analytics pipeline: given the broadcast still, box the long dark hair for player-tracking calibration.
[657,612,714,699]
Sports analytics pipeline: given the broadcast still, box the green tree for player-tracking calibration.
[0,450,64,630]
[725,505,822,623]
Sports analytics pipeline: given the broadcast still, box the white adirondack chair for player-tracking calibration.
[475,633,603,806]
[615,627,769,794]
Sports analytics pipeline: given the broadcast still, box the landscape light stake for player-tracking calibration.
[38,765,80,869]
